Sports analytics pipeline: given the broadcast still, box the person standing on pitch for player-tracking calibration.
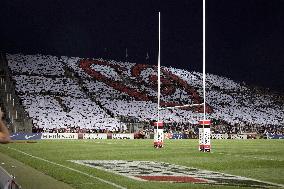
[0,108,10,143]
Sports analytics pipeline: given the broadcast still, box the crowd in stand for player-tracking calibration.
[31,120,283,136]
[169,67,284,126]
[18,94,125,130]
[14,75,85,97]
[7,54,65,76]
[5,53,284,136]
[90,64,122,81]
[83,80,129,99]
[32,124,126,133]
[7,54,124,131]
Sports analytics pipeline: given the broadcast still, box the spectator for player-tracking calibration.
[0,109,10,143]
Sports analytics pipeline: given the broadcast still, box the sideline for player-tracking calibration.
[0,152,74,189]
[4,146,127,189]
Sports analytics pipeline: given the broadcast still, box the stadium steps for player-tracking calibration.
[62,63,116,118]
[54,96,71,113]
[0,53,33,133]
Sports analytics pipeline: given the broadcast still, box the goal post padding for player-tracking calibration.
[153,121,164,148]
[198,120,211,152]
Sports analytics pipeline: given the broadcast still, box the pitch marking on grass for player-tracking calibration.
[4,146,127,189]
[70,160,284,188]
[220,153,284,162]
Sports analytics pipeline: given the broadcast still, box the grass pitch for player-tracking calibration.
[0,139,283,189]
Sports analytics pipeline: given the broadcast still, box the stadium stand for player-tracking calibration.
[2,53,283,136]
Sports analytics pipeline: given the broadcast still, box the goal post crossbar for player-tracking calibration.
[158,103,204,110]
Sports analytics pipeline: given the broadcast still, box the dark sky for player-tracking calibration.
[0,0,283,92]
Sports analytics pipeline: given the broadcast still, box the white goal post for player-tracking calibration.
[155,0,211,152]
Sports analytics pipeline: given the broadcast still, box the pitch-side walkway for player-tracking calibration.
[0,152,74,189]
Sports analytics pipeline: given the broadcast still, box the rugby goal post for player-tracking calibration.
[153,12,164,148]
[155,0,211,152]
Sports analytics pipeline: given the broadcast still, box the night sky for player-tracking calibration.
[0,0,283,92]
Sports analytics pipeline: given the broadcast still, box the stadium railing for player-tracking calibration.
[0,166,21,189]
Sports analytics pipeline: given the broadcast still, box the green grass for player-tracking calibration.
[0,139,283,189]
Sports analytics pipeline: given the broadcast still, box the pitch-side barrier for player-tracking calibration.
[9,133,283,140]
[0,166,21,189]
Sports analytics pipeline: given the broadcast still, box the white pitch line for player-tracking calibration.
[5,146,127,189]
[221,152,284,162]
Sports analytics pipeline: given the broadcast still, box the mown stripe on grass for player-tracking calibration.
[6,146,127,189]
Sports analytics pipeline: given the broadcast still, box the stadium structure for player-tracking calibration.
[0,5,283,189]
[1,52,283,136]
[0,51,283,189]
